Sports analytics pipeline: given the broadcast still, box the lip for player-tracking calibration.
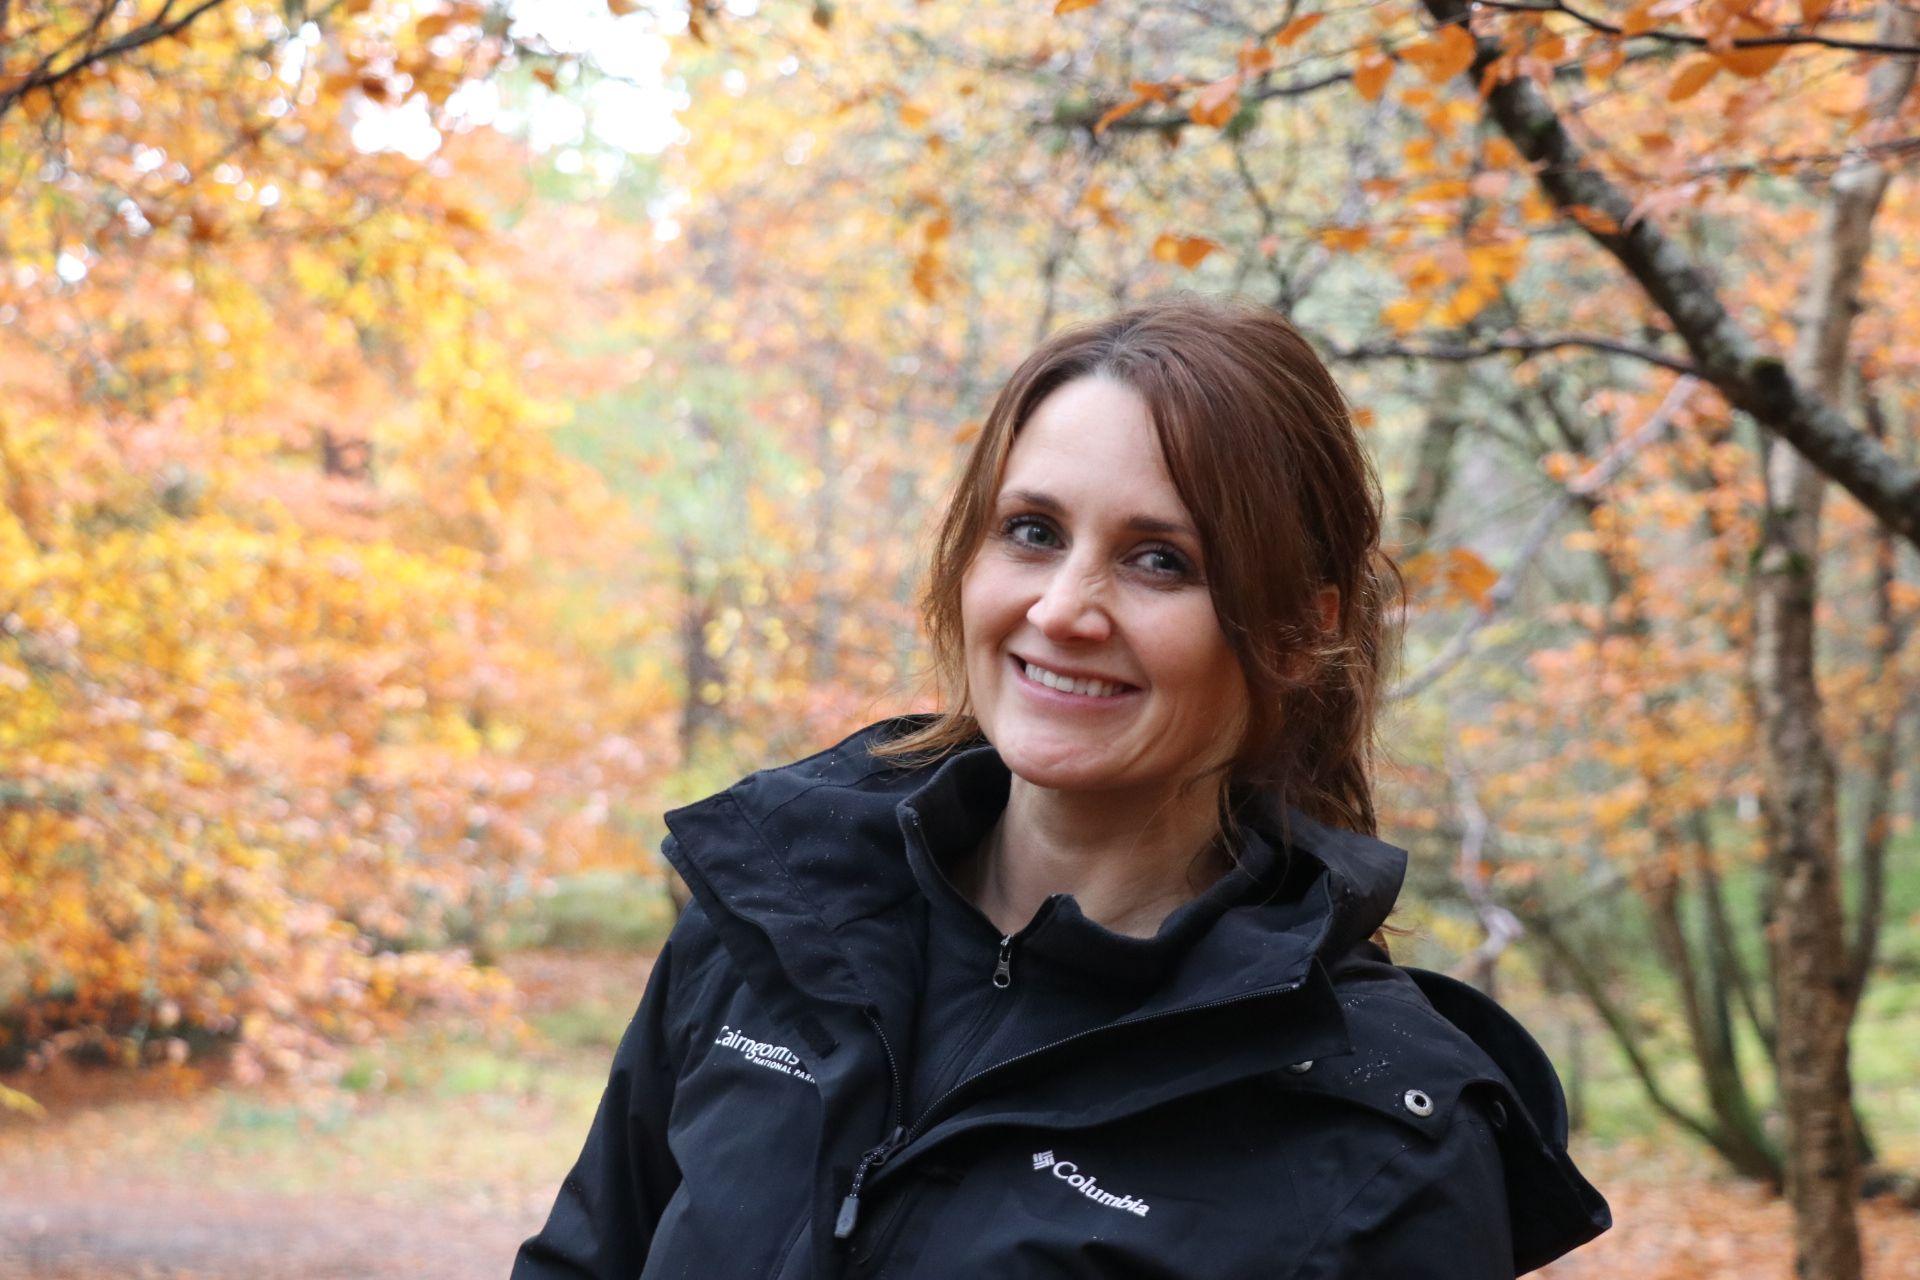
[1009,653,1143,709]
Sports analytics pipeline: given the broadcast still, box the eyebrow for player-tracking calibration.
[997,488,1198,541]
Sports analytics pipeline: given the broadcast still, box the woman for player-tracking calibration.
[512,294,1611,1278]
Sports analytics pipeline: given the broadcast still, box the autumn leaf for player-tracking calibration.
[1667,56,1720,102]
[1053,0,1099,13]
[1353,48,1394,102]
[898,101,930,129]
[1713,19,1789,77]
[1402,24,1477,84]
[1317,225,1371,251]
[1272,13,1323,47]
[1189,75,1241,128]
[1152,232,1221,269]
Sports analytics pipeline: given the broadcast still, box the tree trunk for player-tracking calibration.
[1752,7,1914,1274]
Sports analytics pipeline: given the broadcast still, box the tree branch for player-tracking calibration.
[1388,374,1698,701]
[0,0,237,121]
[1476,0,1920,57]
[1331,331,1700,375]
[1419,0,1920,551]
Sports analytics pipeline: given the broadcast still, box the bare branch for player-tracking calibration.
[1331,332,1700,376]
[1388,375,1699,702]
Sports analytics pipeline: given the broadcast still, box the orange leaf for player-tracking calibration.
[1800,0,1835,22]
[1620,1,1658,35]
[1094,95,1148,134]
[1565,203,1622,235]
[1053,0,1100,12]
[1189,75,1241,127]
[1666,55,1720,102]
[898,101,929,128]
[1407,24,1477,83]
[1273,13,1324,47]
[1353,50,1394,101]
[1714,19,1788,76]
[1317,225,1371,251]
[1446,548,1500,608]
[1152,233,1221,269]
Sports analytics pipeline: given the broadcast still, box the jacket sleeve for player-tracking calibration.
[510,902,693,1279]
[1292,1095,1516,1280]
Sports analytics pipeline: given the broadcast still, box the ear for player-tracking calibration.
[1282,586,1342,683]
[1313,584,1341,636]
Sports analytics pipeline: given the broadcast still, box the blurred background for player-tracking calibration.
[1,0,1917,1274]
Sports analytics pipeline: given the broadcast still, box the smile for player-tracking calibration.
[1010,654,1141,703]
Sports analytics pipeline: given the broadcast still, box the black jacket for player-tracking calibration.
[512,715,1610,1279]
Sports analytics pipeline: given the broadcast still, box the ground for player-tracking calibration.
[2,951,1916,1279]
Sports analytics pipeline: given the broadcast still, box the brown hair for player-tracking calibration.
[874,291,1404,844]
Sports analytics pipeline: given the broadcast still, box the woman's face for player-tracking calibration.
[960,375,1249,795]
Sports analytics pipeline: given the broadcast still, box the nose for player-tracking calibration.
[1026,555,1113,643]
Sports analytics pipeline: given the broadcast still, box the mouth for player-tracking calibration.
[1008,653,1142,705]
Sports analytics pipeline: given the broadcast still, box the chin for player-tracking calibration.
[990,728,1133,793]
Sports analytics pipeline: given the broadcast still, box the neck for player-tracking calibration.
[956,774,1233,940]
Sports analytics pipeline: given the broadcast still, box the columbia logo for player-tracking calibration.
[1030,1150,1150,1217]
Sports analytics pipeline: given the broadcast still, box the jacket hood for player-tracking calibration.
[661,714,1405,1019]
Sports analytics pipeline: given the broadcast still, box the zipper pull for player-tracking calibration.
[834,1124,906,1241]
[992,935,1013,989]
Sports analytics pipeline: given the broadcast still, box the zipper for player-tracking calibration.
[835,805,1307,1244]
[846,973,1310,1234]
[833,1007,907,1242]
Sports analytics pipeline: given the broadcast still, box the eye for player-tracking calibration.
[1135,546,1192,578]
[998,515,1198,583]
[999,514,1061,548]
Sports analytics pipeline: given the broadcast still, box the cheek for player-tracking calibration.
[1147,605,1244,710]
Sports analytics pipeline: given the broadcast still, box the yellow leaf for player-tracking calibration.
[1273,13,1324,47]
[1382,297,1426,334]
[1666,56,1719,102]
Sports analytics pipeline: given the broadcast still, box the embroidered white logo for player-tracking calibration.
[713,1025,815,1083]
[1031,1150,1150,1217]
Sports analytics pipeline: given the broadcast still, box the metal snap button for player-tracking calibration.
[1285,1059,1314,1074]
[1489,1099,1508,1129]
[1403,1088,1434,1117]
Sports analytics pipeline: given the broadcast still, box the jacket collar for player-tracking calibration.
[660,714,1408,1035]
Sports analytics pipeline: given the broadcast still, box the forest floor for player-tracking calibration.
[3,949,1918,1279]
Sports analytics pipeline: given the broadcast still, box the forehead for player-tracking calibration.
[998,377,1186,517]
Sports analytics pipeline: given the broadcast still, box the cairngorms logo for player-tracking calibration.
[713,1025,815,1084]
[1030,1150,1151,1218]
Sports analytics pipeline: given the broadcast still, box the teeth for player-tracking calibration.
[1023,661,1127,698]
